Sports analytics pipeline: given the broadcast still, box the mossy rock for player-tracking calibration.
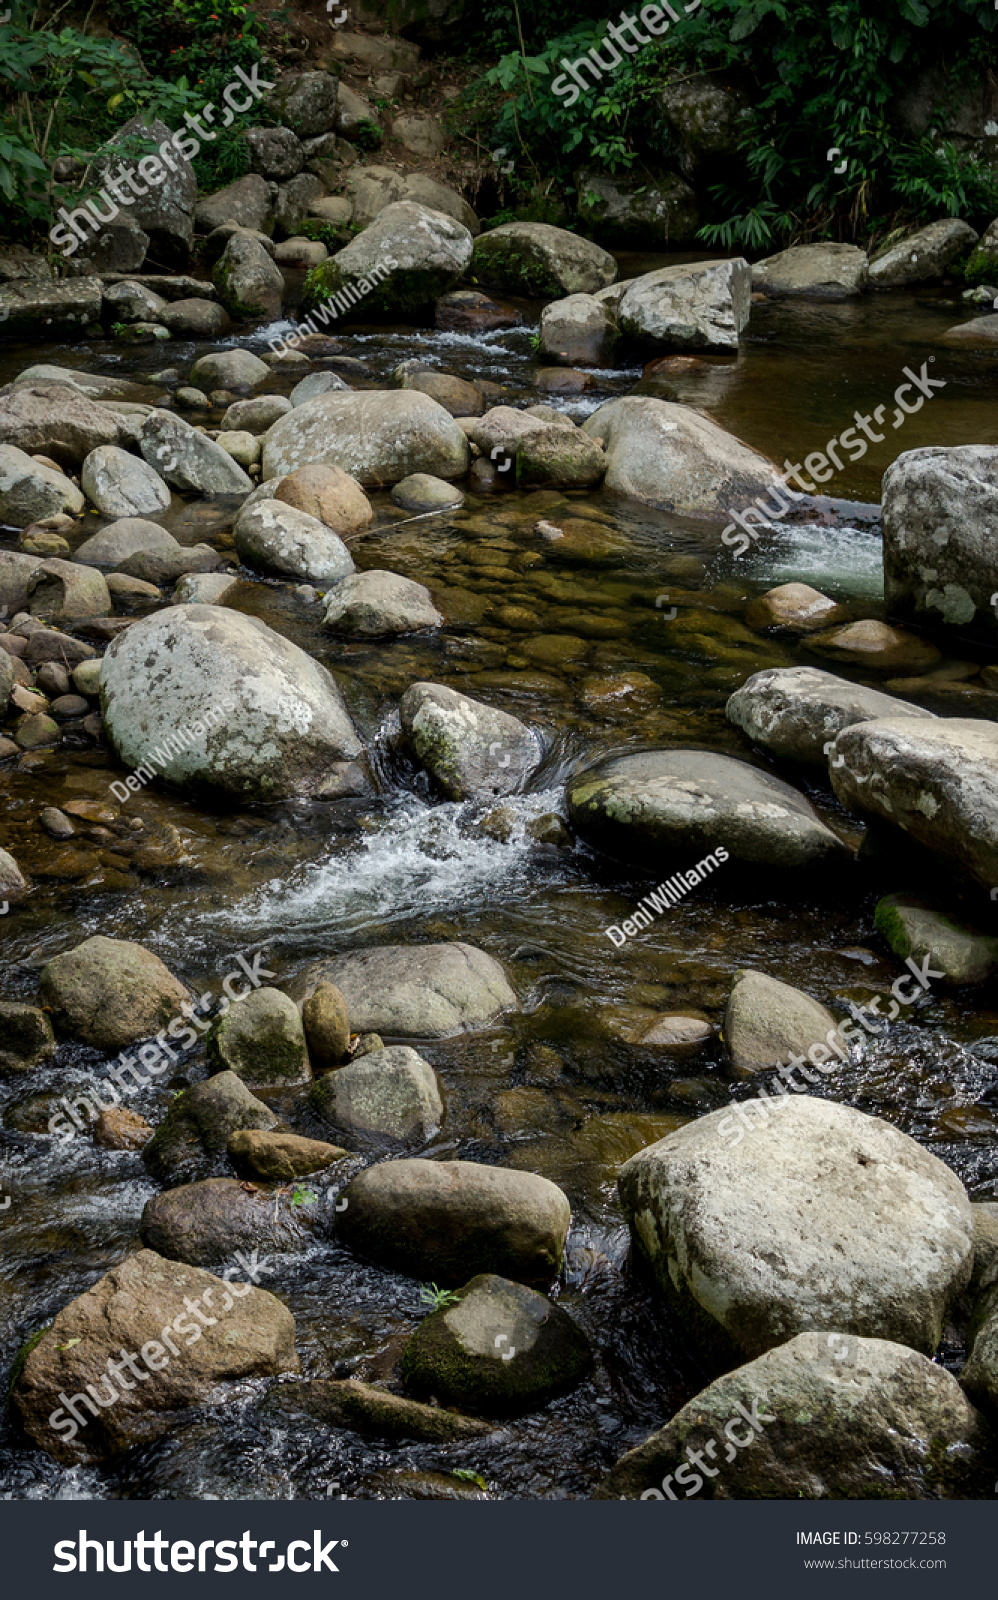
[470,238,563,299]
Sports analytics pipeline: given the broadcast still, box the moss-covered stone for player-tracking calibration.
[874,894,998,986]
[205,987,310,1086]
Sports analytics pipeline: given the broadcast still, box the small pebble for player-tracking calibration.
[39,806,75,839]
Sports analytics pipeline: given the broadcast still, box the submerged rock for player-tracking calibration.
[596,1332,988,1499]
[10,1248,299,1463]
[726,665,936,765]
[567,749,847,871]
[617,1097,973,1361]
[338,1158,571,1284]
[829,717,998,891]
[874,895,998,987]
[99,605,363,801]
[723,968,841,1078]
[38,935,188,1051]
[268,1376,492,1442]
[809,618,941,675]
[311,1044,443,1143]
[399,681,543,800]
[143,1069,278,1185]
[303,942,517,1038]
[401,1273,591,1414]
[206,986,311,1085]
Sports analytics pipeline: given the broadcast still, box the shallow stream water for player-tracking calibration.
[2,271,998,1499]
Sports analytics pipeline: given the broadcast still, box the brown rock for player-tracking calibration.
[273,462,373,536]
[640,1013,714,1052]
[38,934,189,1051]
[302,979,350,1068]
[227,1128,348,1180]
[745,583,849,634]
[534,368,595,394]
[810,619,942,676]
[269,1376,493,1441]
[93,1106,152,1149]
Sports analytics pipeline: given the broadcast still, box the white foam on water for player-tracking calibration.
[742,519,884,600]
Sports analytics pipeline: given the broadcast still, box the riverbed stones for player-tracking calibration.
[289,371,350,407]
[882,445,998,643]
[27,559,110,623]
[233,498,355,583]
[617,1097,974,1361]
[596,1333,988,1500]
[0,551,44,614]
[140,1177,311,1267]
[581,397,782,516]
[390,472,464,512]
[304,201,473,319]
[809,618,941,675]
[10,1248,299,1463]
[301,980,350,1067]
[206,986,310,1085]
[189,349,270,392]
[726,666,937,765]
[93,1106,152,1150]
[38,935,188,1051]
[752,243,869,299]
[567,749,847,871]
[0,847,28,904]
[399,682,543,800]
[744,583,847,634]
[0,382,132,467]
[0,1001,56,1073]
[140,410,252,496]
[829,717,998,891]
[195,173,275,235]
[99,605,362,800]
[337,1159,571,1284]
[471,221,616,297]
[305,943,517,1038]
[143,1069,278,1185]
[311,1044,443,1143]
[262,390,469,486]
[618,259,751,350]
[516,427,606,490]
[401,1273,591,1414]
[539,292,618,366]
[869,219,978,287]
[0,444,84,527]
[723,969,840,1078]
[273,462,373,535]
[222,395,292,434]
[228,1128,347,1181]
[80,445,172,518]
[322,571,441,637]
[158,298,232,338]
[874,895,998,987]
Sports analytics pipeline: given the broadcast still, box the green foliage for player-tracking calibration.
[291,1186,318,1206]
[419,1282,461,1312]
[449,1468,489,1490]
[191,126,250,193]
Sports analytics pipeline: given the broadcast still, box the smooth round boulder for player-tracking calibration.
[338,1158,571,1284]
[38,934,188,1051]
[311,1044,443,1143]
[301,979,350,1067]
[399,681,543,800]
[220,395,292,433]
[596,1333,988,1500]
[471,221,616,297]
[809,618,941,676]
[301,942,517,1038]
[188,348,270,392]
[81,445,172,518]
[216,429,260,468]
[99,605,363,800]
[617,1096,974,1361]
[726,666,937,766]
[158,298,232,337]
[206,986,310,1085]
[400,1273,591,1414]
[273,462,373,536]
[723,969,840,1078]
[261,390,469,487]
[140,1176,312,1266]
[227,1128,347,1181]
[744,583,848,634]
[874,895,998,987]
[390,472,464,512]
[289,371,350,407]
[143,1070,277,1185]
[73,517,178,571]
[322,570,442,637]
[233,498,355,583]
[567,749,847,871]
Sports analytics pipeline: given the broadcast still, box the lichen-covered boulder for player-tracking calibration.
[206,986,311,1085]
[399,681,543,800]
[617,259,751,350]
[300,942,517,1038]
[39,935,188,1050]
[302,201,472,319]
[726,666,936,765]
[261,389,468,486]
[311,1044,443,1143]
[233,498,355,583]
[883,445,998,644]
[470,221,616,297]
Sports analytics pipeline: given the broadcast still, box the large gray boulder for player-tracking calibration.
[829,717,998,891]
[337,1158,571,1284]
[470,221,616,297]
[10,1249,298,1463]
[883,445,998,642]
[188,348,270,391]
[580,397,782,516]
[752,243,869,299]
[303,201,472,318]
[140,410,252,495]
[322,570,441,637]
[300,942,517,1037]
[401,1273,591,1414]
[617,259,751,350]
[0,382,132,466]
[99,605,363,800]
[0,278,102,340]
[399,681,543,800]
[597,1333,988,1499]
[74,517,178,571]
[81,444,172,517]
[567,749,847,871]
[726,666,937,765]
[0,443,84,526]
[875,894,998,988]
[96,115,197,266]
[723,969,840,1078]
[311,1044,444,1143]
[539,292,617,366]
[261,390,469,486]
[233,498,355,582]
[212,233,285,321]
[102,279,168,322]
[243,125,304,181]
[618,1097,974,1360]
[38,934,188,1051]
[194,173,275,236]
[268,70,339,139]
[575,168,698,247]
[143,1069,277,1185]
[869,219,978,287]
